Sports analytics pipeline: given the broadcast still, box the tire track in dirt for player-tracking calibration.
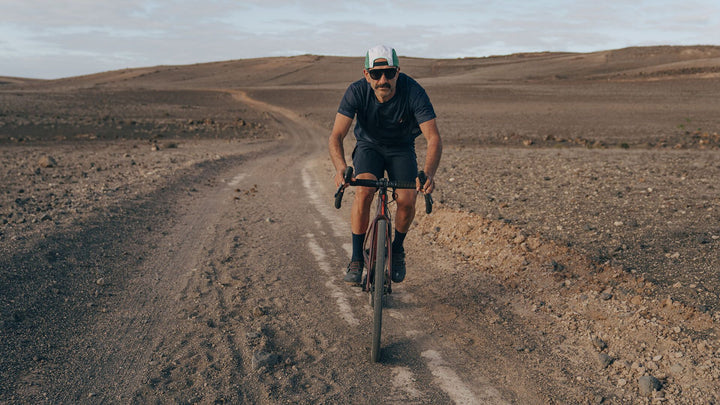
[101,152,267,404]
[129,100,335,403]
[305,234,359,327]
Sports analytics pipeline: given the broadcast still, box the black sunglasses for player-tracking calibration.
[368,68,398,80]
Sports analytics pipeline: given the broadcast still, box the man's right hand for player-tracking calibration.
[418,174,435,194]
[334,168,348,189]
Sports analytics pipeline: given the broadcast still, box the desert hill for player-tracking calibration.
[3,45,719,91]
[3,45,718,148]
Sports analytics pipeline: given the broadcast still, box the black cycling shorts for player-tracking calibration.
[352,141,417,182]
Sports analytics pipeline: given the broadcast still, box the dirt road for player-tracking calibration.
[0,88,589,404]
[2,81,718,403]
[0,91,520,404]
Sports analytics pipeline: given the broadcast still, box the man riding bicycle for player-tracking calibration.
[329,44,442,284]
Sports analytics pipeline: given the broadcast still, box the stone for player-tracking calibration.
[598,353,614,368]
[591,335,607,351]
[38,155,57,168]
[252,351,280,370]
[638,375,662,397]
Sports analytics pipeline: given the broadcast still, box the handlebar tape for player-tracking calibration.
[351,179,416,189]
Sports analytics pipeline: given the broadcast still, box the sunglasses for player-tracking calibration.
[368,68,398,80]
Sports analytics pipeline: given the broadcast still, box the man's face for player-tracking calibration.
[364,61,399,101]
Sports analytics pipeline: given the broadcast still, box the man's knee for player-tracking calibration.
[354,187,375,204]
[395,191,417,212]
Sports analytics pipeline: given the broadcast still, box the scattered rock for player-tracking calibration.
[669,363,684,374]
[591,335,607,351]
[544,260,565,272]
[638,375,662,397]
[598,353,614,368]
[246,331,262,341]
[38,155,57,168]
[96,277,106,286]
[252,351,280,370]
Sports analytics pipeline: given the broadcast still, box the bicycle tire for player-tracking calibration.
[371,219,387,363]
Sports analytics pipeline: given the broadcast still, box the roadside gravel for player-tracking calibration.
[436,145,720,313]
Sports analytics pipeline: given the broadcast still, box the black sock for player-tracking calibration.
[351,233,365,262]
[392,229,406,253]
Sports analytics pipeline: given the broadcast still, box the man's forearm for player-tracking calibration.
[424,137,442,177]
[329,113,354,173]
[419,118,442,178]
[329,135,347,172]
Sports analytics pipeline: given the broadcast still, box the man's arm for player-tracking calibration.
[329,113,354,187]
[418,118,442,194]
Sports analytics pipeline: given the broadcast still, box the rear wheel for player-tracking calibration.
[371,219,387,363]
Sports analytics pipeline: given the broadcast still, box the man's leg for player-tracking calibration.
[390,187,417,283]
[351,173,378,235]
[345,142,383,284]
[344,173,376,284]
[394,188,417,233]
[386,142,419,283]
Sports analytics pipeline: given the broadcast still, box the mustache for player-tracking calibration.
[376,83,391,89]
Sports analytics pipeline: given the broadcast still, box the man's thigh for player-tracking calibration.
[353,142,418,182]
[352,142,384,179]
[385,145,418,182]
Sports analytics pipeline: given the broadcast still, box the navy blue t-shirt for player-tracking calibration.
[337,73,436,146]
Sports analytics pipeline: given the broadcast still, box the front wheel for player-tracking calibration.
[371,219,387,363]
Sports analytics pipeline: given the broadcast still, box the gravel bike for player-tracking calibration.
[334,166,432,362]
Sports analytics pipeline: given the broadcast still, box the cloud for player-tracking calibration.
[1,0,718,78]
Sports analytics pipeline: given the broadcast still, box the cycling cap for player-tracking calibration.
[365,45,399,69]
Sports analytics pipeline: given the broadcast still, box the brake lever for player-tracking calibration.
[334,166,354,209]
[418,171,433,214]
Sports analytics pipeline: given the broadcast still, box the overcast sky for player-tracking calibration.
[1,0,718,79]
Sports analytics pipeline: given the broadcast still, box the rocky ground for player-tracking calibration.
[1,46,719,403]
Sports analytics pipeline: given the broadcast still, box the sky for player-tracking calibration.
[1,0,718,79]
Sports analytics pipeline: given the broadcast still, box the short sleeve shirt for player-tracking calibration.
[337,73,436,147]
